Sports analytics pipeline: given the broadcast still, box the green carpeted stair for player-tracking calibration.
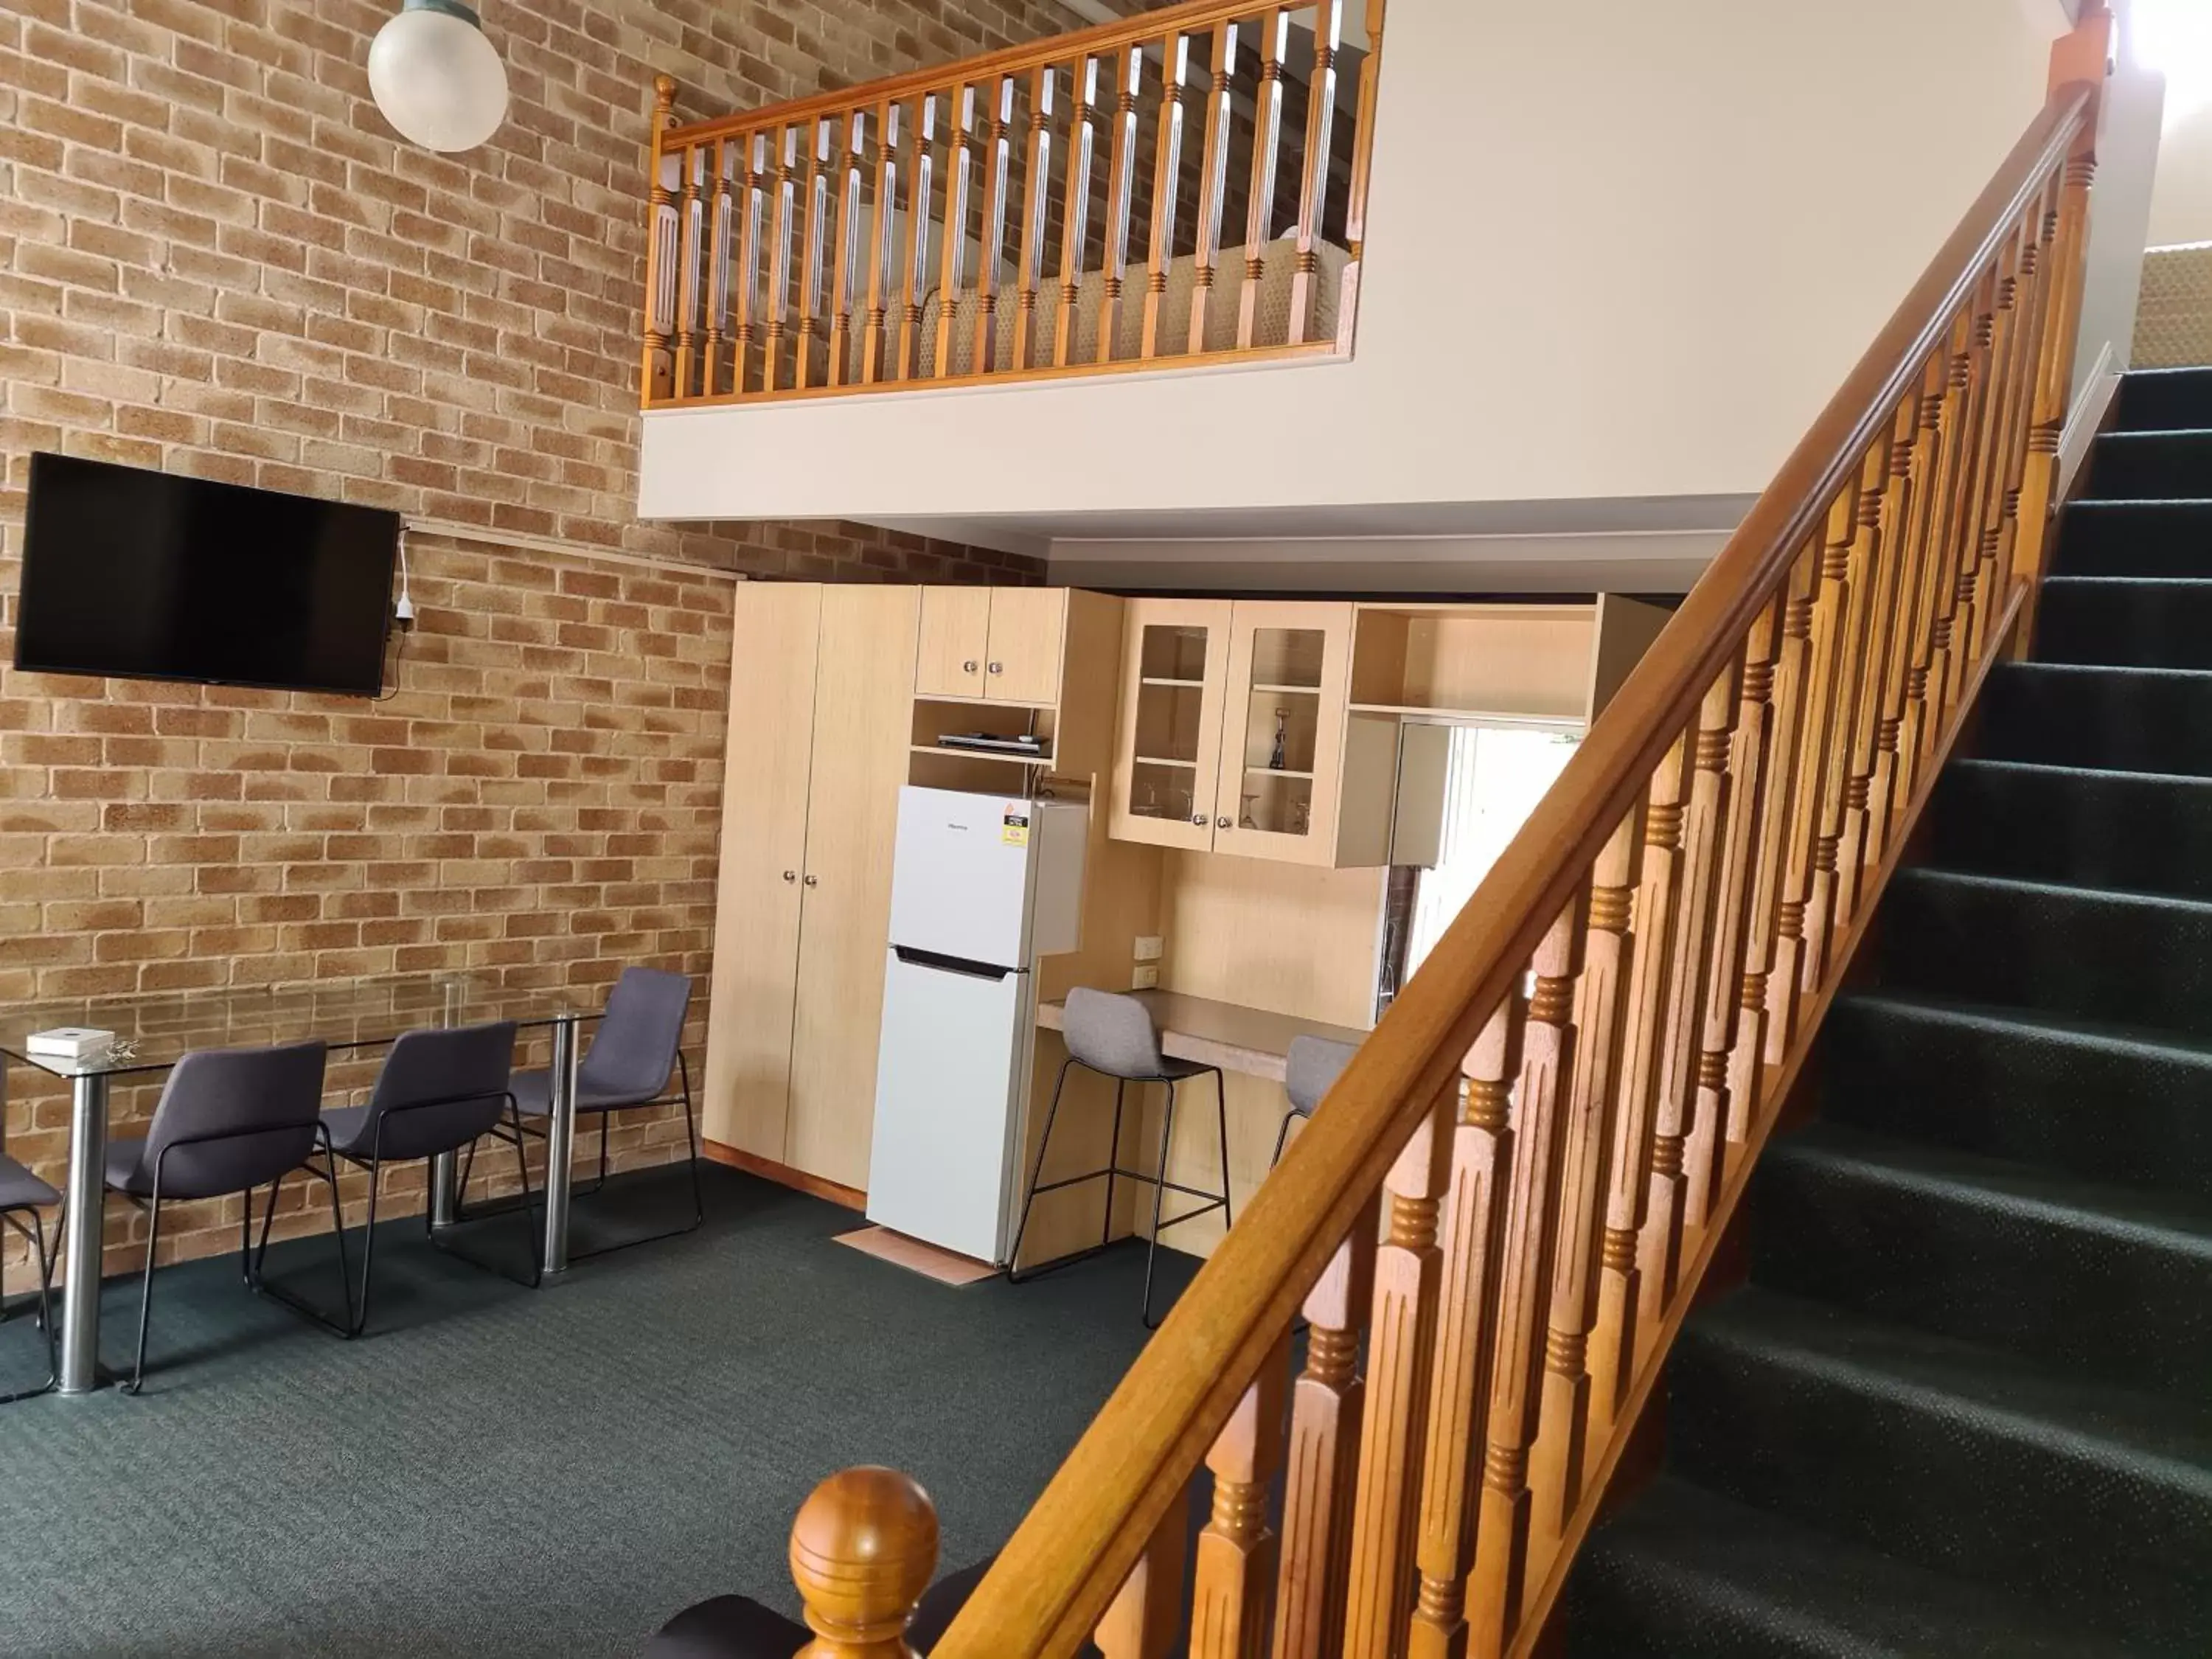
[1568,365,2212,1657]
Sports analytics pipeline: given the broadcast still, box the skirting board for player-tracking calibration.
[701,1139,866,1211]
[832,1225,1000,1287]
[2058,340,2121,501]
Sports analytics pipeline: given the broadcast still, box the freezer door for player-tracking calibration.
[866,948,1030,1264]
[887,786,1037,968]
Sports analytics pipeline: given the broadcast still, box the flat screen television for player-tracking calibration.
[13,453,400,697]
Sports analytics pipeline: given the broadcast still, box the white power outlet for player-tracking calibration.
[1131,964,1161,990]
[1133,934,1164,962]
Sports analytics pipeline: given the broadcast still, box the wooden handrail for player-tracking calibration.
[637,0,1383,407]
[915,22,2108,1658]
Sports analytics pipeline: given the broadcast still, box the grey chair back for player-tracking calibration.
[1286,1035,1359,1117]
[145,1040,328,1200]
[579,967,692,1102]
[1062,988,1172,1081]
[361,1021,518,1162]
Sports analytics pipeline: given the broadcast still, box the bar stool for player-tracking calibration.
[0,1155,58,1403]
[1270,1035,1360,1167]
[1009,988,1230,1328]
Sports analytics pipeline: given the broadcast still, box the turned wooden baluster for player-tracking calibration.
[2014,160,2095,627]
[1840,403,1920,907]
[1054,57,1099,367]
[933,83,975,378]
[1287,0,1341,344]
[863,102,899,385]
[971,74,1015,375]
[1274,1207,1377,1659]
[762,123,799,394]
[1010,66,1054,373]
[1340,1085,1457,1658]
[1338,0,1385,348]
[1801,459,1885,990]
[1697,615,1776,1203]
[1585,742,1684,1445]
[1924,273,1998,736]
[826,111,865,387]
[675,142,706,398]
[1096,1493,1190,1659]
[1406,995,1521,1659]
[1957,240,2026,674]
[1892,325,1971,809]
[1141,30,1189,361]
[1635,679,1735,1348]
[1526,822,1635,1589]
[1096,44,1143,363]
[1972,218,2041,659]
[703,139,732,397]
[729,130,766,397]
[1764,499,1853,1055]
[796,116,832,391]
[1192,1343,1291,1657]
[1186,20,1239,356]
[1468,902,1585,1659]
[1239,8,1290,349]
[1992,185,2059,608]
[1865,365,1944,844]
[788,1467,939,1659]
[641,74,680,403]
[898,93,936,383]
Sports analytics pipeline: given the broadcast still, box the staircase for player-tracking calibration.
[1568,366,2212,1656]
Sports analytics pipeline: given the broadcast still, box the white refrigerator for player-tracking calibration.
[866,786,1088,1265]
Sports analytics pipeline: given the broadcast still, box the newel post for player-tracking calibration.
[642,72,681,406]
[789,1467,942,1658]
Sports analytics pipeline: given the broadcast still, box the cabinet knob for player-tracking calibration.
[962,659,978,673]
[782,869,796,882]
[803,874,819,886]
[987,661,1003,674]
[1191,814,1207,827]
[1217,815,1233,830]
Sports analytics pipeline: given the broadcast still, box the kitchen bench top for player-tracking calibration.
[1035,989,1369,1085]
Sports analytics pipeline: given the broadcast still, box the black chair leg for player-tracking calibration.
[678,1054,703,1232]
[350,1172,383,1338]
[1271,1110,1298,1169]
[0,1211,56,1403]
[125,1195,161,1397]
[1141,1079,1180,1330]
[1211,1068,1233,1234]
[1100,1079,1126,1252]
[512,1105,544,1287]
[246,1144,355,1340]
[1006,1057,1076,1281]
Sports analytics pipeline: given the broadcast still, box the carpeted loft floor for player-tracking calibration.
[0,1164,1192,1659]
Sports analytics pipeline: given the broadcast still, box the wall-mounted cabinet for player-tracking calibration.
[914,585,1065,704]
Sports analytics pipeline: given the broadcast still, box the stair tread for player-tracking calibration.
[1578,1475,2138,1659]
[1837,984,2212,1068]
[1895,862,2212,915]
[1769,1120,2212,1248]
[1690,1285,2212,1465]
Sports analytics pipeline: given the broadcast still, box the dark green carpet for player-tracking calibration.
[0,1164,1189,1658]
[1568,365,2212,1656]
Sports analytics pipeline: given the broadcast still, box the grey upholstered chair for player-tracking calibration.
[462,967,702,1257]
[1009,987,1231,1328]
[1271,1034,1360,1167]
[0,1154,59,1403]
[320,1020,537,1335]
[103,1039,351,1392]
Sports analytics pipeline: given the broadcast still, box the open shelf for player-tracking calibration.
[1249,681,1324,697]
[1132,755,1197,769]
[1139,675,1206,688]
[1241,766,1315,780]
[911,743,1048,764]
[1349,605,1596,723]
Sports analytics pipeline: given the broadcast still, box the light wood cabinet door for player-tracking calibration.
[914,585,990,698]
[702,583,821,1162]
[1212,601,1354,866]
[982,587,1066,703]
[785,585,922,1191]
[1107,597,1234,852]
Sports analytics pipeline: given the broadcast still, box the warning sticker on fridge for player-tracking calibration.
[1001,805,1031,846]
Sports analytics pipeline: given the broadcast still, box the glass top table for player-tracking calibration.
[0,972,611,1394]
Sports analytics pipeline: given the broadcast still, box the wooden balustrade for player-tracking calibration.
[639,0,1382,408]
[768,13,2111,1659]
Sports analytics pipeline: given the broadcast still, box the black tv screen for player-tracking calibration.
[13,453,400,697]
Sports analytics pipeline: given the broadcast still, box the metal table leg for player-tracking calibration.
[540,1015,580,1277]
[59,1073,108,1394]
[427,1150,459,1229]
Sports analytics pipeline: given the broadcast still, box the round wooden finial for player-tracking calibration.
[789,1466,940,1658]
[653,72,678,122]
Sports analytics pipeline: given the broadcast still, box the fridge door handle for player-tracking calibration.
[892,945,1015,981]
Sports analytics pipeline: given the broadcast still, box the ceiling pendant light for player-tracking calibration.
[367,0,510,154]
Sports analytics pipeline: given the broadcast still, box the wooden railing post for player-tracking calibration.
[827,111,866,387]
[1407,995,1521,1659]
[1287,0,1342,344]
[1187,21,1239,355]
[1192,1342,1291,1656]
[641,73,681,404]
[899,93,937,382]
[863,104,898,386]
[1096,1494,1190,1659]
[789,1467,939,1659]
[1237,8,1290,349]
[1096,44,1144,362]
[935,83,975,378]
[1341,1084,1457,1656]
[1054,57,1099,368]
[1141,29,1191,360]
[1012,66,1054,373]
[1274,1206,1377,1659]
[972,74,1015,376]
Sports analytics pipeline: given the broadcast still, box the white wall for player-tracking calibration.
[643,0,2070,526]
[2147,105,2212,245]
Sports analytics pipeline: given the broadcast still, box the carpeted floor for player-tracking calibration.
[0,1163,1190,1658]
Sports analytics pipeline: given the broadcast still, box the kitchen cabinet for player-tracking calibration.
[703,582,921,1193]
[1107,598,1234,852]
[914,585,1065,704]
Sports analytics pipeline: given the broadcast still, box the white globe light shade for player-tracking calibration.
[368,0,509,154]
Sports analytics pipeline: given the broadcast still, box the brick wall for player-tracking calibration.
[0,0,1075,1281]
